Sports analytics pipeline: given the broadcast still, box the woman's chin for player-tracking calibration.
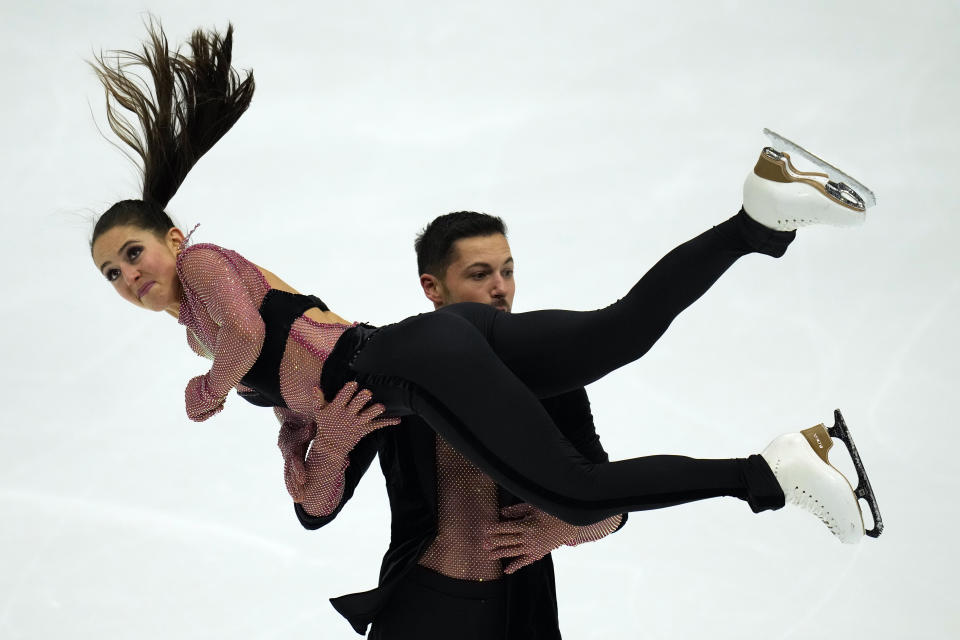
[135,296,164,312]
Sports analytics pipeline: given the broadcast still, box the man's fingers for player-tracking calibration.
[485,543,524,560]
[486,522,527,537]
[500,503,535,519]
[485,532,525,548]
[504,556,533,575]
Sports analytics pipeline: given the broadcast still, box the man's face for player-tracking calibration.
[424,233,515,311]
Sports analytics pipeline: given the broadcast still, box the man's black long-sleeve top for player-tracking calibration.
[294,387,627,638]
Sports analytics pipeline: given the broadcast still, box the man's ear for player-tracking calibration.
[420,273,445,308]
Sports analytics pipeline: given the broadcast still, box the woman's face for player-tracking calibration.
[92,225,185,313]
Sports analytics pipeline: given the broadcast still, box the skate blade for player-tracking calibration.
[828,409,884,537]
[763,128,877,208]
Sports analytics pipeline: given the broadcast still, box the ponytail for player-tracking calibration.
[90,18,254,245]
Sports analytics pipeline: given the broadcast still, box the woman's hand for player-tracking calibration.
[309,381,400,454]
[184,374,226,422]
[277,419,316,503]
[280,382,400,509]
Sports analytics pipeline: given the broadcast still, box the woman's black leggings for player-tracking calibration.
[324,210,793,525]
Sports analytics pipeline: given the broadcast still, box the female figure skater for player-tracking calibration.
[89,21,881,545]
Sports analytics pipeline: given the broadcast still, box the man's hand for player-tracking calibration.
[482,503,578,574]
[484,503,624,574]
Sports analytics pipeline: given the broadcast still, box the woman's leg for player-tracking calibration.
[344,211,789,524]
[350,309,782,525]
[441,209,794,398]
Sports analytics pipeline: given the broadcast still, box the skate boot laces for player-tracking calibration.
[783,480,841,537]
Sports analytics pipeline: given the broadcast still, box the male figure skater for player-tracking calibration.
[291,212,626,639]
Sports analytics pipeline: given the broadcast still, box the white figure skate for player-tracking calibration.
[762,410,883,543]
[743,129,877,231]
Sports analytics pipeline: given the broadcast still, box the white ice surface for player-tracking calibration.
[1,1,958,638]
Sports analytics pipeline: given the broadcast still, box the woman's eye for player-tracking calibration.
[105,268,120,282]
[503,270,514,278]
[126,246,142,261]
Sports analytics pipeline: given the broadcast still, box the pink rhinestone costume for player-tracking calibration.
[177,242,354,514]
[176,242,621,578]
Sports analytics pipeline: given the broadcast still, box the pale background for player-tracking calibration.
[1,1,957,638]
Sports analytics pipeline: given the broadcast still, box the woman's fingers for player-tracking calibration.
[357,402,386,420]
[311,383,398,445]
[284,457,306,502]
[326,381,359,408]
[362,416,400,434]
[346,388,374,414]
[278,423,313,458]
[358,403,400,428]
[374,415,401,428]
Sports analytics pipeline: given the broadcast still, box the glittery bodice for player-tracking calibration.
[418,436,505,581]
[177,243,351,418]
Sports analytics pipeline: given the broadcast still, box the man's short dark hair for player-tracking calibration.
[415,211,508,276]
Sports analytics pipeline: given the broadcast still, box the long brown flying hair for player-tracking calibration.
[90,18,255,245]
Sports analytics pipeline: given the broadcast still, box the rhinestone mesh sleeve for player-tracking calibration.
[186,328,213,359]
[274,404,348,515]
[568,514,623,546]
[274,401,353,519]
[177,243,355,516]
[276,318,361,517]
[177,243,350,414]
[300,436,349,517]
[177,244,267,405]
